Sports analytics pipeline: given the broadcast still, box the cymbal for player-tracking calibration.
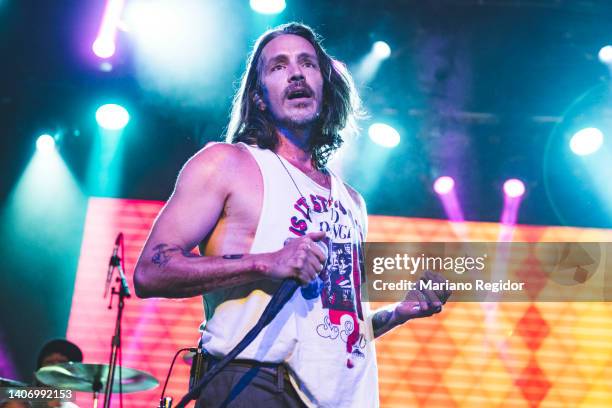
[0,377,27,387]
[35,362,158,394]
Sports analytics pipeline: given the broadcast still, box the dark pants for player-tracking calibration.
[195,360,307,408]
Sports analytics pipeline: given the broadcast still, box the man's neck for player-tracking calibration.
[274,126,331,190]
[275,126,316,172]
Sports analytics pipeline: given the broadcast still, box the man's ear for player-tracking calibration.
[253,92,266,111]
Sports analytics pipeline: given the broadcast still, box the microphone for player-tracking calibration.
[300,240,329,300]
[104,233,123,298]
[282,237,329,300]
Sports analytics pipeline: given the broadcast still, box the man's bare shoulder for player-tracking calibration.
[342,181,366,211]
[183,142,253,175]
[190,142,250,166]
[175,142,256,192]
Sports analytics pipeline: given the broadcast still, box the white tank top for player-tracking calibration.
[200,143,379,408]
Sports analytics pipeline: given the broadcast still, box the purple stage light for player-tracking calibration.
[433,176,455,195]
[92,38,116,59]
[92,0,125,59]
[433,176,464,222]
[503,178,525,198]
[501,179,525,226]
[0,338,18,380]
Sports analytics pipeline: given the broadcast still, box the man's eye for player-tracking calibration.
[271,64,284,71]
[304,62,316,68]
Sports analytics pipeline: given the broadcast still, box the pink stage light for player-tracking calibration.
[433,176,455,195]
[503,178,525,198]
[501,179,526,226]
[92,39,116,59]
[92,0,125,58]
[433,176,464,222]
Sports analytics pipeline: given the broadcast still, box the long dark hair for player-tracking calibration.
[226,22,363,169]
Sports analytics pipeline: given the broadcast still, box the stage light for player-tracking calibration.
[433,176,455,195]
[570,127,604,156]
[90,104,129,195]
[598,45,612,65]
[92,0,125,59]
[501,179,525,227]
[354,41,392,84]
[368,123,400,148]
[5,129,86,299]
[36,134,56,153]
[124,0,242,107]
[250,0,286,14]
[433,176,464,222]
[503,179,525,198]
[95,104,130,130]
[92,39,116,59]
[373,41,391,59]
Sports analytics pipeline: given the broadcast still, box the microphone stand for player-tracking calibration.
[103,241,131,408]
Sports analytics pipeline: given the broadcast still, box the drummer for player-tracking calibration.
[35,339,83,374]
[0,339,83,408]
[33,339,83,408]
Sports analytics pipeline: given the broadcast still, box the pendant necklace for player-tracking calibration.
[272,152,333,212]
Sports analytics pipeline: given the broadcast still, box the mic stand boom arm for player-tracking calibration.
[103,247,131,408]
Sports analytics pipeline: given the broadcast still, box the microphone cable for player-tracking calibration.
[159,347,197,408]
[174,279,300,407]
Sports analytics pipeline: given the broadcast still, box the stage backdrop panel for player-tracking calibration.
[67,197,612,407]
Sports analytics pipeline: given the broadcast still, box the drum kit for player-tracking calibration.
[0,235,214,407]
[0,235,165,407]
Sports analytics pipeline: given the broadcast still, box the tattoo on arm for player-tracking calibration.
[372,309,394,338]
[144,245,257,297]
[151,243,199,267]
[152,244,173,267]
[222,254,244,259]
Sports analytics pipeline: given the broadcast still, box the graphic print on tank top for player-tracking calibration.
[287,192,367,367]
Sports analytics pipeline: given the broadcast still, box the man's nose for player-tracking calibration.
[288,63,305,82]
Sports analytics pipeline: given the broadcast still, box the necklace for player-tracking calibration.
[273,152,333,207]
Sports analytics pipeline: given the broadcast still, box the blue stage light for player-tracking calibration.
[95,104,130,130]
[570,127,604,156]
[368,123,400,148]
[598,45,612,65]
[36,134,56,153]
[373,41,391,59]
[250,0,286,14]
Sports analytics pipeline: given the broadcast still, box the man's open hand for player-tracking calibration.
[394,270,452,323]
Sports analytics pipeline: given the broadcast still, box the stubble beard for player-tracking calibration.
[275,105,321,130]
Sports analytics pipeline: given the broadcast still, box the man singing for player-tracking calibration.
[135,22,449,408]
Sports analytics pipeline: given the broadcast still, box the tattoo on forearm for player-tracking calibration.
[222,254,244,259]
[372,309,394,338]
[152,244,173,267]
[152,243,199,267]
